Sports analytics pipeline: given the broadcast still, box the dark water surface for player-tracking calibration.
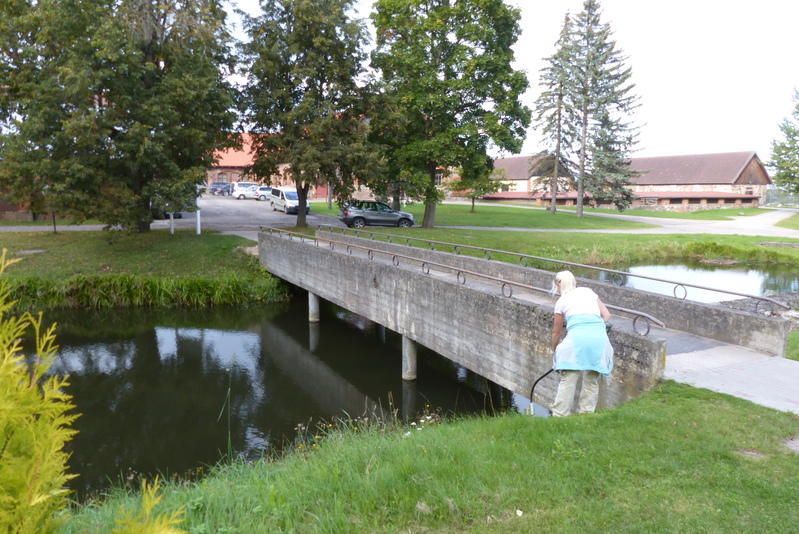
[31,295,517,500]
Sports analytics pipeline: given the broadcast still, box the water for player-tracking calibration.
[573,261,799,304]
[26,296,517,500]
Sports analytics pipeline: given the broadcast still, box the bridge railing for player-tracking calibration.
[264,227,665,335]
[315,225,790,316]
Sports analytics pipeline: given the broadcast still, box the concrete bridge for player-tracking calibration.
[257,228,795,413]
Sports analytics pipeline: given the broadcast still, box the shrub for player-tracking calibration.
[0,250,77,533]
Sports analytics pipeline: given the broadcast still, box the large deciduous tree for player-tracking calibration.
[544,0,640,217]
[0,0,237,232]
[240,0,375,228]
[371,0,531,228]
[770,90,799,194]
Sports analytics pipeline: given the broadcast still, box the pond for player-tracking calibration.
[573,261,799,304]
[26,295,522,500]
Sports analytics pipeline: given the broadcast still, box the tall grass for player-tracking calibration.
[11,270,287,311]
[59,382,799,533]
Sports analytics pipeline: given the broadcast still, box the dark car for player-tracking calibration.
[338,200,414,228]
[210,183,232,196]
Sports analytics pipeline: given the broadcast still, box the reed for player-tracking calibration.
[11,272,287,311]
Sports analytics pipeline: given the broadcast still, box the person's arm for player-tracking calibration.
[598,298,611,322]
[551,312,564,352]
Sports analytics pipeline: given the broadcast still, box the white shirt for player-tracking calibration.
[554,287,601,319]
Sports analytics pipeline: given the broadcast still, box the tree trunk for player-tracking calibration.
[576,105,588,218]
[421,161,438,228]
[296,182,310,228]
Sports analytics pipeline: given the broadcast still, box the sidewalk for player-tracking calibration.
[663,343,799,415]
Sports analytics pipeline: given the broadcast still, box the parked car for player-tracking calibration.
[256,185,272,201]
[338,200,414,228]
[231,181,259,197]
[270,187,310,214]
[209,182,230,195]
[236,185,260,200]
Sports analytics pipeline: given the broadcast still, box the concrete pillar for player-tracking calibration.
[402,335,417,381]
[401,378,417,421]
[196,208,201,235]
[308,292,320,323]
[309,322,320,352]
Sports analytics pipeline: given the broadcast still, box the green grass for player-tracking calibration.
[318,226,799,267]
[559,206,769,220]
[59,382,799,533]
[314,202,657,229]
[788,331,799,362]
[776,211,799,230]
[1,229,257,280]
[0,230,288,310]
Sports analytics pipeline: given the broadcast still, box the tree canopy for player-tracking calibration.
[371,0,531,228]
[240,0,376,227]
[0,0,237,232]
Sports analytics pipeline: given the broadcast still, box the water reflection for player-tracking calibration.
[29,297,515,499]
[574,261,799,303]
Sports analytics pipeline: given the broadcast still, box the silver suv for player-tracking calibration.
[339,200,414,228]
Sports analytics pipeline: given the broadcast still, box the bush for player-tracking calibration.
[0,250,78,533]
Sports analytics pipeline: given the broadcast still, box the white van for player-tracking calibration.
[270,187,310,214]
[230,181,258,196]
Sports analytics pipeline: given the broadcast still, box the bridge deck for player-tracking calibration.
[258,229,799,415]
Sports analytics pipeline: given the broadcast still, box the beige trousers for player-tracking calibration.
[551,370,600,417]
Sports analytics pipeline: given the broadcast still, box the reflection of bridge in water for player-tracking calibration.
[258,228,796,413]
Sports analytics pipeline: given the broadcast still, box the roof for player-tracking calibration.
[213,133,255,168]
[633,191,759,199]
[629,151,769,186]
[492,155,550,181]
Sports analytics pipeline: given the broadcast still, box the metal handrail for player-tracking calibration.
[315,225,790,313]
[263,227,665,335]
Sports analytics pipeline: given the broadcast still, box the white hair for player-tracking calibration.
[552,270,577,295]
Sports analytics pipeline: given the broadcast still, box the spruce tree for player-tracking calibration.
[770,90,799,194]
[533,14,579,214]
[559,0,640,216]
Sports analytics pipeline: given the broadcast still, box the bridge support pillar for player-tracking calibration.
[401,379,417,421]
[308,292,320,323]
[402,336,417,381]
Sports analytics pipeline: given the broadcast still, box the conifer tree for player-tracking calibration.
[770,90,799,194]
[552,0,640,216]
[533,13,578,214]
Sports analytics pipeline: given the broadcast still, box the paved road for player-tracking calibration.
[4,198,799,416]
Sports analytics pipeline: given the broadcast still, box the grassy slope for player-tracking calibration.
[1,229,257,279]
[60,382,799,533]
[776,211,799,230]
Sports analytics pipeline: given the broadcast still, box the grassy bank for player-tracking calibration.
[322,226,799,267]
[59,382,799,533]
[1,230,288,310]
[776,211,799,230]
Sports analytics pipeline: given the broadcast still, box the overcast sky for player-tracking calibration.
[231,0,799,161]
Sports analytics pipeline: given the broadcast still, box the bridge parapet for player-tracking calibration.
[321,229,793,357]
[259,230,667,411]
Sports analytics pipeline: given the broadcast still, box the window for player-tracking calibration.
[218,173,227,180]
[435,172,443,186]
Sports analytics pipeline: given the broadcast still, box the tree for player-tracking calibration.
[770,89,799,194]
[371,0,531,228]
[450,150,500,212]
[555,0,640,217]
[585,109,638,210]
[0,0,237,232]
[240,0,376,228]
[533,13,578,214]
